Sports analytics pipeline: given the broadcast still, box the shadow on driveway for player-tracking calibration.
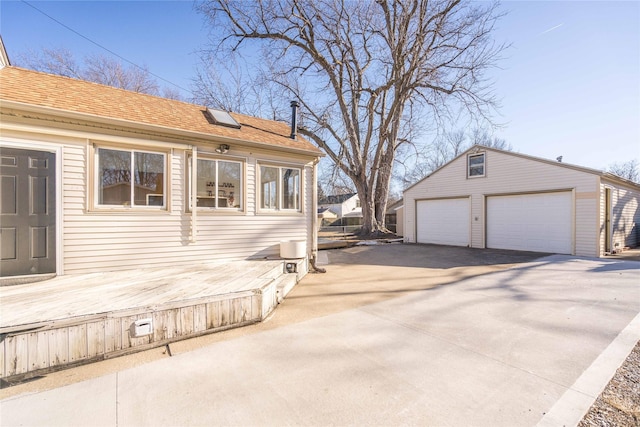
[285,245,639,331]
[325,242,546,269]
[279,243,547,324]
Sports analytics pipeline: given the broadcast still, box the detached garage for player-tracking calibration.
[403,145,640,257]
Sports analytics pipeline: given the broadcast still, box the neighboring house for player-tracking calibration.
[403,145,640,257]
[318,192,362,227]
[317,207,338,226]
[318,192,362,218]
[0,65,323,279]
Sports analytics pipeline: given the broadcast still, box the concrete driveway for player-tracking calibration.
[1,244,639,426]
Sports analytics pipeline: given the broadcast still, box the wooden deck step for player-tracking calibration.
[0,260,284,328]
[0,258,309,382]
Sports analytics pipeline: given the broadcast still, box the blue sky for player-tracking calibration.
[1,0,638,171]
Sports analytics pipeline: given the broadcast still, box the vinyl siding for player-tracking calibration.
[62,143,86,214]
[600,179,640,253]
[404,149,601,257]
[576,198,598,256]
[2,127,316,275]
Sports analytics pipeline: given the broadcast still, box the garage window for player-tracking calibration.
[468,153,485,178]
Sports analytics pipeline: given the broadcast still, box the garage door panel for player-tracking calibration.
[417,198,469,246]
[487,192,572,254]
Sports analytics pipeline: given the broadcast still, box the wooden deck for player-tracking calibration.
[0,258,306,381]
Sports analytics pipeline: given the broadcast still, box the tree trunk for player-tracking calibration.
[374,149,394,231]
[353,178,376,236]
[353,166,395,237]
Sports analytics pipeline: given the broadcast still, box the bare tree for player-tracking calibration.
[18,47,81,79]
[318,160,356,197]
[161,86,186,101]
[16,48,182,99]
[192,54,250,113]
[83,54,160,94]
[470,127,512,150]
[198,0,505,235]
[192,54,269,115]
[607,159,639,183]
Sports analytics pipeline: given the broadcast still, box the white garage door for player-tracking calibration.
[417,198,470,246]
[487,192,572,254]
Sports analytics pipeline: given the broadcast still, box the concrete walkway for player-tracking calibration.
[1,245,639,426]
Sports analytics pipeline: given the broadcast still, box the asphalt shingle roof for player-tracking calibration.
[0,66,322,156]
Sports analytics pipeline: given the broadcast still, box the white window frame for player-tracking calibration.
[93,146,168,210]
[468,153,486,178]
[258,164,303,213]
[187,156,244,211]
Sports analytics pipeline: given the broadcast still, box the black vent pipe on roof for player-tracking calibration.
[290,100,299,140]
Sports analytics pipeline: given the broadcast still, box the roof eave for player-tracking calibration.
[601,172,640,189]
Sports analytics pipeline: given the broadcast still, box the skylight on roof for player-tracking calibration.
[207,108,241,129]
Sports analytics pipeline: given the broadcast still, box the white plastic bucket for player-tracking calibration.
[280,240,306,258]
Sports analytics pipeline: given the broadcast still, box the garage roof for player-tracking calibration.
[405,145,640,192]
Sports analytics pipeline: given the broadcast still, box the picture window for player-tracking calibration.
[95,147,166,208]
[259,165,301,211]
[188,157,243,210]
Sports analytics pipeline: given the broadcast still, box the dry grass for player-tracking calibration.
[579,341,640,426]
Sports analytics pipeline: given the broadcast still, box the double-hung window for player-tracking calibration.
[468,153,485,178]
[259,165,301,212]
[95,147,166,209]
[188,157,243,210]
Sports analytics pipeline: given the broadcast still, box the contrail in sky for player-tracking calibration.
[539,23,564,35]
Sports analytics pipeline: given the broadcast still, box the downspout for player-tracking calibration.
[191,146,197,243]
[289,99,324,273]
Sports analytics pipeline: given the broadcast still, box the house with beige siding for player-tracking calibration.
[403,145,640,257]
[0,65,323,280]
